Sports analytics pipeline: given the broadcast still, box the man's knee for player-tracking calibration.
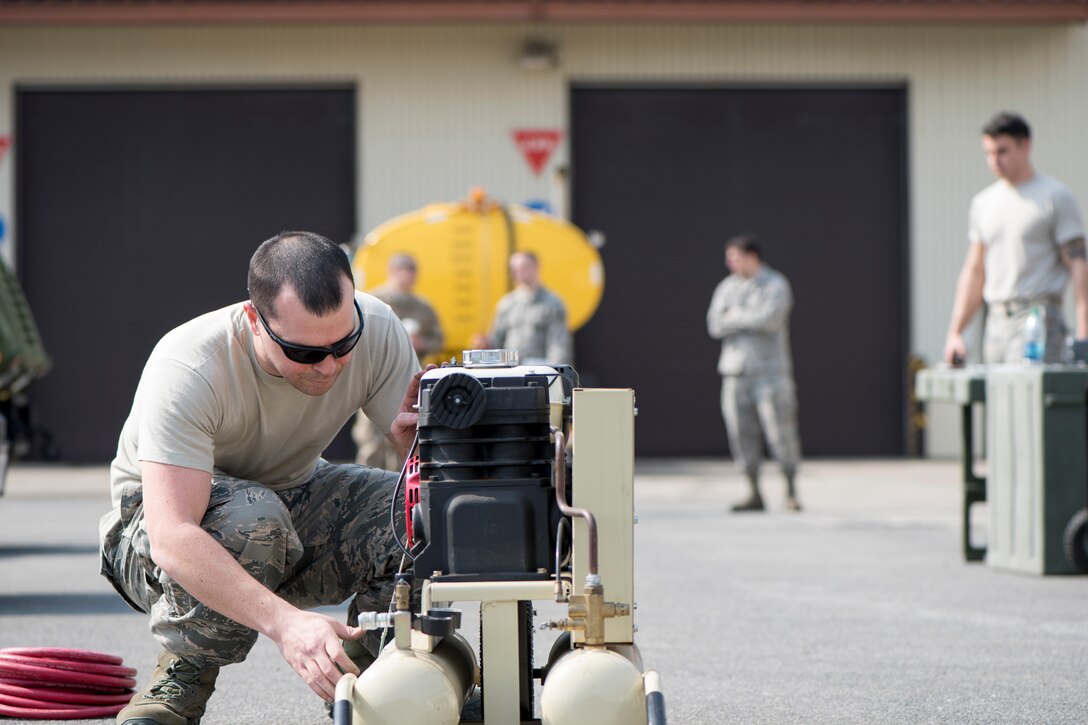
[203,482,301,586]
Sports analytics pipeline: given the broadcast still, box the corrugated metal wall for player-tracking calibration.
[1,21,1085,455]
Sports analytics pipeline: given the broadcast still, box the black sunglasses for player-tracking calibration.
[254,299,364,365]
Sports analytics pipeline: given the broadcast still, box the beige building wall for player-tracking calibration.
[1,21,1085,455]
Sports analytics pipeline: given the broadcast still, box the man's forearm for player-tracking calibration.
[1074,275,1088,338]
[388,422,414,461]
[152,522,296,639]
[947,273,984,337]
[1062,240,1088,337]
[947,243,987,343]
[720,305,788,336]
[707,311,731,339]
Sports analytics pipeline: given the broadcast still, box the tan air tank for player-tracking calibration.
[540,647,648,725]
[352,188,604,363]
[339,633,477,725]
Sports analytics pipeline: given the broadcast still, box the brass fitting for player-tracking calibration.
[393,577,413,650]
[544,577,630,647]
[394,577,411,612]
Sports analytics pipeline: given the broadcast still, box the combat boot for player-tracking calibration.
[730,492,765,512]
[117,649,219,725]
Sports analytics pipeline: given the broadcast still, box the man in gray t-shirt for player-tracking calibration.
[100,232,423,725]
[944,112,1088,365]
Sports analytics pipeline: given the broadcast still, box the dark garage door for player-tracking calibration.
[571,87,907,457]
[17,87,357,462]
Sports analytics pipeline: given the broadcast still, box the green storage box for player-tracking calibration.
[986,366,1088,575]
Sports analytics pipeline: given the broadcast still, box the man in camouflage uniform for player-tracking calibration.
[482,251,572,365]
[707,233,802,512]
[98,231,422,725]
[353,253,444,470]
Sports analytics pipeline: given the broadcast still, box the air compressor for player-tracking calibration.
[333,349,666,725]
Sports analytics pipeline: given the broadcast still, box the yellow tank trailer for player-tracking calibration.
[352,188,604,363]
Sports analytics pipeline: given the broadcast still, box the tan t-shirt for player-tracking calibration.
[100,291,418,541]
[969,173,1085,303]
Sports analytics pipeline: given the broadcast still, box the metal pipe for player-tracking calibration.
[552,428,598,577]
[555,517,571,602]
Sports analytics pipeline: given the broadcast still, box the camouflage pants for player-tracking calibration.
[721,374,801,481]
[100,461,403,668]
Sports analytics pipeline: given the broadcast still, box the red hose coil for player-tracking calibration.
[0,648,136,720]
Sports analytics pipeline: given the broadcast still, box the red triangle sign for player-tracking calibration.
[513,129,562,176]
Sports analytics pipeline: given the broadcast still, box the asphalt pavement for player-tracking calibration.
[1,459,1086,725]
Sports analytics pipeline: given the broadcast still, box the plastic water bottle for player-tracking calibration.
[1023,305,1046,364]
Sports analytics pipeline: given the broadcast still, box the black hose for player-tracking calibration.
[332,698,352,725]
[644,670,667,725]
[646,689,667,725]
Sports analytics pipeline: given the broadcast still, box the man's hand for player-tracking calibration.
[944,333,967,366]
[269,610,364,702]
[389,364,437,458]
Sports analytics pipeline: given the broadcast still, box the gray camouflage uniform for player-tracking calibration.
[353,285,444,470]
[368,284,444,360]
[489,286,572,365]
[706,265,802,485]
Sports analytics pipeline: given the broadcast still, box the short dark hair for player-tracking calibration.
[248,231,353,318]
[511,250,539,266]
[983,112,1031,141]
[388,253,417,271]
[725,233,762,261]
